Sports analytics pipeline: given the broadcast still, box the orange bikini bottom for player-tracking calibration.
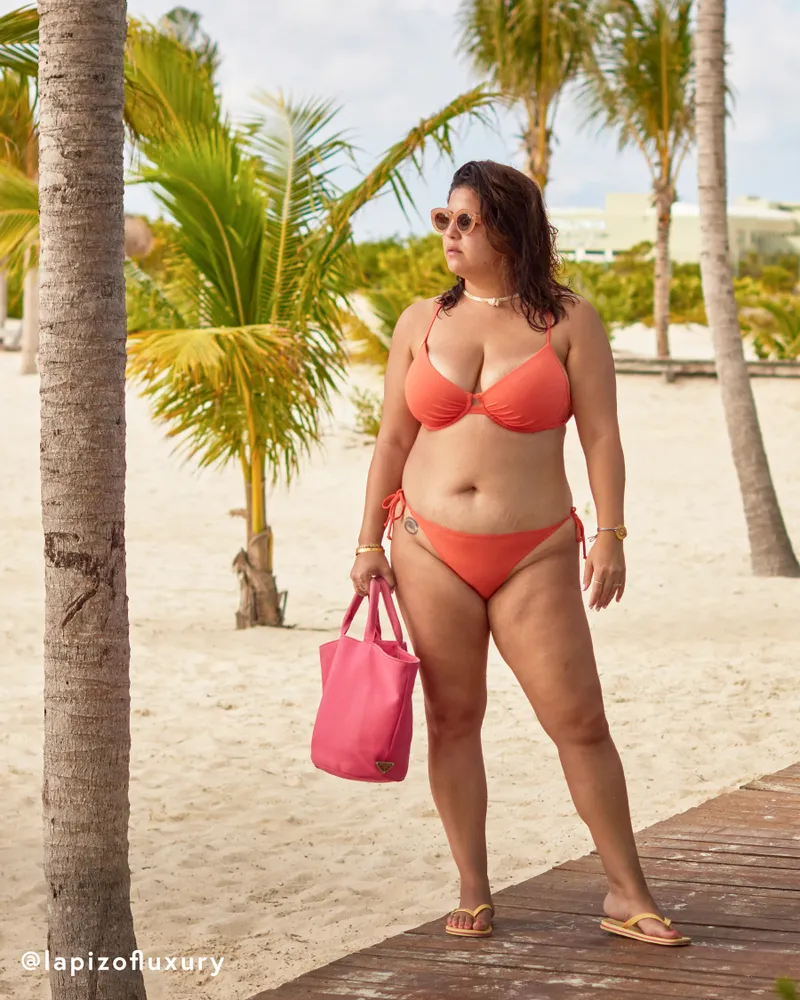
[382,489,586,600]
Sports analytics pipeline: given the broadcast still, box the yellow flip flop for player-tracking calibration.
[445,903,494,937]
[600,912,691,946]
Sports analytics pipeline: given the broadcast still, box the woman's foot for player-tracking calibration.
[446,880,494,934]
[603,890,684,941]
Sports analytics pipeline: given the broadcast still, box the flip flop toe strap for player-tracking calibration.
[623,912,671,929]
[450,904,494,919]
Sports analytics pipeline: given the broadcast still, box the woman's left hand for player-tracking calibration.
[582,534,626,610]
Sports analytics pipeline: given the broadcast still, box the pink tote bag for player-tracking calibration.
[311,577,420,782]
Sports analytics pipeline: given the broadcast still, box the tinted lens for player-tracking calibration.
[432,210,450,232]
[456,212,474,233]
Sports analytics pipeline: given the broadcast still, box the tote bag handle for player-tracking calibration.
[338,577,404,644]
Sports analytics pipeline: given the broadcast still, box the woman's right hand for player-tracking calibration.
[350,550,396,596]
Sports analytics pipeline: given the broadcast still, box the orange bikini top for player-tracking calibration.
[405,303,572,433]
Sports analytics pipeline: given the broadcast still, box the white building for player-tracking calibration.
[550,193,800,264]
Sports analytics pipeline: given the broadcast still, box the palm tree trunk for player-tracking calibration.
[523,96,550,192]
[38,2,148,998]
[653,181,674,358]
[695,0,799,577]
[233,454,284,627]
[19,249,39,374]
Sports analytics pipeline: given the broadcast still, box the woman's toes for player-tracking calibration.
[639,917,679,939]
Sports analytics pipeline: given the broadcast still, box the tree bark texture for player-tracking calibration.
[653,181,674,359]
[523,97,550,192]
[38,2,147,998]
[20,254,40,374]
[695,0,799,576]
[233,471,285,627]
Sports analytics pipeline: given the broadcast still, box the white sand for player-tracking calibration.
[609,320,762,360]
[2,348,800,1000]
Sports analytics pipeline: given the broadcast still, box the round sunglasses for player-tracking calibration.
[430,208,482,236]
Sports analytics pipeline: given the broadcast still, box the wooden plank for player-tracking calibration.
[741,761,800,793]
[612,357,800,379]
[557,854,800,891]
[636,836,800,862]
[633,844,800,870]
[506,865,800,902]
[647,830,800,852]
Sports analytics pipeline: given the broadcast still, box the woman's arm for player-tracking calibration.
[350,300,427,593]
[565,298,626,610]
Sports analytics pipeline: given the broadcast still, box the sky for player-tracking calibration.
[12,0,800,240]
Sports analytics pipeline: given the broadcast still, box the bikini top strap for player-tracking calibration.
[545,313,553,345]
[424,301,441,344]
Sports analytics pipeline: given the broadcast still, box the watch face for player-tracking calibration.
[615,525,628,540]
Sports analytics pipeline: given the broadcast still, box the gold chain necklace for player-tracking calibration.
[462,289,519,308]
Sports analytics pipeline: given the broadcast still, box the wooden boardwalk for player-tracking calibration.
[612,356,800,380]
[250,762,800,999]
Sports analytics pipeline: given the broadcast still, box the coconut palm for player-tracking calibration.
[38,0,146,996]
[695,0,799,576]
[581,0,694,358]
[458,0,597,191]
[123,27,495,626]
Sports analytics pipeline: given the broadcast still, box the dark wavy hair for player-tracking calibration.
[437,160,577,332]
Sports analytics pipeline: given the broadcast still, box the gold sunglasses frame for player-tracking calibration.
[430,208,482,236]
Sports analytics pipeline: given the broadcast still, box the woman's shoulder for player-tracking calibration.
[557,294,607,341]
[393,297,440,349]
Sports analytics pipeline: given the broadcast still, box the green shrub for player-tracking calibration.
[351,387,382,437]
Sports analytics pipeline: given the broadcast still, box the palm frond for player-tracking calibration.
[298,85,498,321]
[124,18,222,149]
[578,0,694,179]
[0,6,38,77]
[0,70,37,175]
[125,258,192,332]
[159,7,220,76]
[136,125,267,328]
[0,161,39,271]
[244,92,355,328]
[126,322,334,483]
[458,0,597,106]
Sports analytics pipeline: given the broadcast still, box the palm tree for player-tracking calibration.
[458,0,596,191]
[582,0,694,358]
[123,25,495,626]
[695,0,799,576]
[38,0,146,997]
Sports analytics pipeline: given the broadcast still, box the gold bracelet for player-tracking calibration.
[355,543,384,555]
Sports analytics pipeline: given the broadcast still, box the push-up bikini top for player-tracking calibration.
[405,303,572,433]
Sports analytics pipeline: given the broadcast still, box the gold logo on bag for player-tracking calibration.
[375,761,395,774]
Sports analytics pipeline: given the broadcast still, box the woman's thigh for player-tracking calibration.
[390,527,490,728]
[488,542,608,743]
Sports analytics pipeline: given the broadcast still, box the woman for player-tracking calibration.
[350,160,689,947]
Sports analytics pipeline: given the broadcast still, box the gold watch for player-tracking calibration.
[596,525,627,541]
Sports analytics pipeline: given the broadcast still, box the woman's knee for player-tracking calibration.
[545,701,610,749]
[425,695,486,742]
